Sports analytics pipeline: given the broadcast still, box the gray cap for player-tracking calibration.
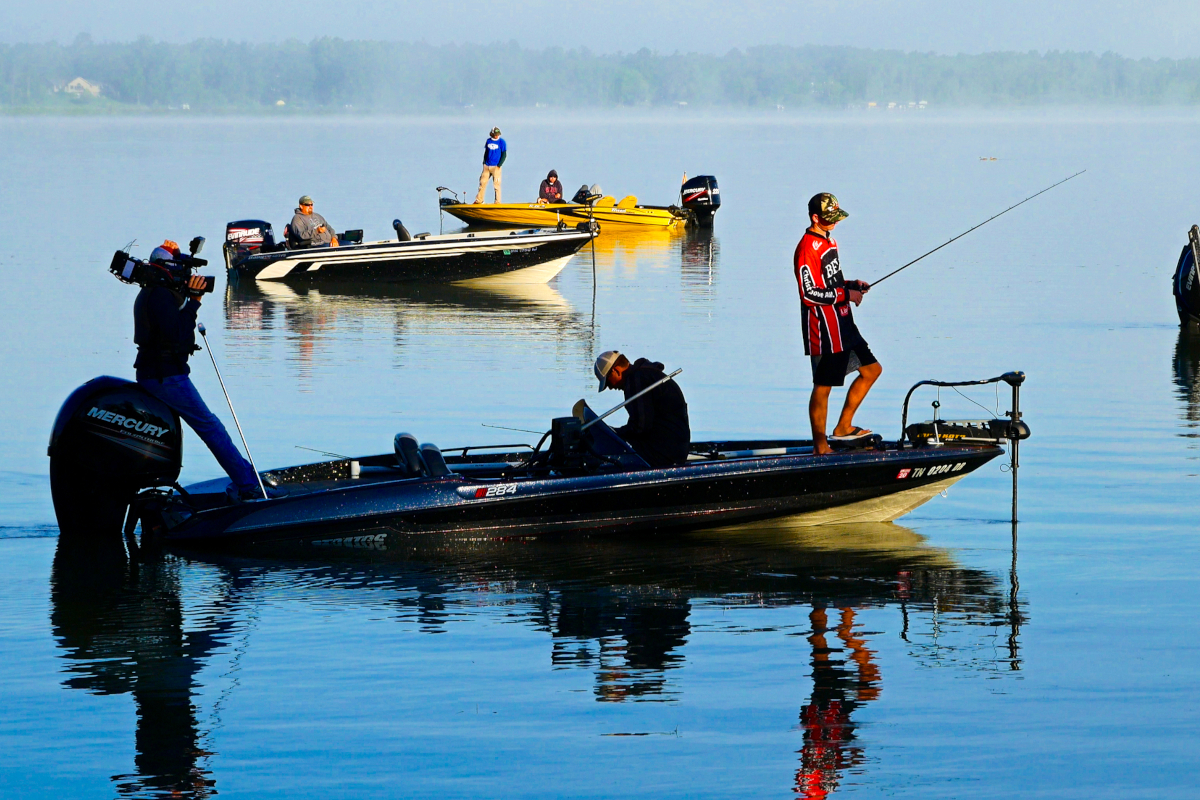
[594,350,621,391]
[298,195,314,206]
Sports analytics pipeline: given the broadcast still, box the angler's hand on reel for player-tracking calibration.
[845,279,870,306]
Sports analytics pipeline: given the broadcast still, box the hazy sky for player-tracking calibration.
[6,0,1198,60]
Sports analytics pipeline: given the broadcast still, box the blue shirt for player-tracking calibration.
[483,136,507,167]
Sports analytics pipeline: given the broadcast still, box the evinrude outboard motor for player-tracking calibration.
[48,377,182,538]
[226,220,276,253]
[1173,224,1200,330]
[681,175,720,227]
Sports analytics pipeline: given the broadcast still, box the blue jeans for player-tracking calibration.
[138,374,258,492]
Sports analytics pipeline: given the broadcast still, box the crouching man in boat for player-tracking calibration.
[537,170,564,204]
[133,243,267,502]
[795,193,881,455]
[289,195,339,248]
[594,351,691,468]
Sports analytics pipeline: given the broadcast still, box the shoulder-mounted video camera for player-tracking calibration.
[109,236,215,295]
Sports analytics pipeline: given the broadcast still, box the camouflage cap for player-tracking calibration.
[808,192,849,224]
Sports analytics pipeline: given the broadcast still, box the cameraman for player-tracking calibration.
[133,241,263,502]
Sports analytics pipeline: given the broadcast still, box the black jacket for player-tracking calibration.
[614,359,691,468]
[133,286,200,380]
[539,179,564,203]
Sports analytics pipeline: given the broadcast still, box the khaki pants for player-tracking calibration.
[475,165,502,204]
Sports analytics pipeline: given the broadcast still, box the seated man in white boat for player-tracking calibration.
[289,195,339,248]
[594,350,691,468]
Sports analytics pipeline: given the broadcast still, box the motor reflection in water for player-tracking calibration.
[51,518,1024,798]
[1173,329,1200,435]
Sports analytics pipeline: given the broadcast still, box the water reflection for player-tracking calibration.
[50,521,1023,797]
[583,228,721,299]
[223,279,593,377]
[1173,329,1200,435]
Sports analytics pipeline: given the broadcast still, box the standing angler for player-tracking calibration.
[794,193,881,455]
[473,126,507,204]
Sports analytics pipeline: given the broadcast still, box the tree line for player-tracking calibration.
[3,35,1199,111]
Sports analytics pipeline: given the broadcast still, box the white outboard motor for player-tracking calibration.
[681,175,720,228]
[48,377,183,538]
[1173,225,1200,330]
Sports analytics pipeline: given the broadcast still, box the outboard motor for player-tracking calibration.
[681,175,720,227]
[226,220,276,253]
[48,377,183,538]
[1173,224,1200,330]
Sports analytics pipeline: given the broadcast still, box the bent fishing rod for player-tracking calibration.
[198,322,269,500]
[871,170,1085,287]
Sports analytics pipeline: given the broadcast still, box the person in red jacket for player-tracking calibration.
[794,193,881,455]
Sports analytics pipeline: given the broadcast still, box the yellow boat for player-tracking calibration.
[439,193,686,229]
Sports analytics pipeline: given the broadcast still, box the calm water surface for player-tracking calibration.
[1,112,1198,797]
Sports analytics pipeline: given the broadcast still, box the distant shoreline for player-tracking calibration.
[5,40,1200,113]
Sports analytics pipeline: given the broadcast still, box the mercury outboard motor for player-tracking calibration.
[48,377,183,538]
[681,175,720,227]
[1173,225,1200,330]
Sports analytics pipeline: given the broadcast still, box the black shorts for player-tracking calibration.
[810,342,877,387]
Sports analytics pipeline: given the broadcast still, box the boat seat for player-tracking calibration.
[595,196,616,208]
[394,432,426,477]
[420,443,452,477]
[616,195,638,209]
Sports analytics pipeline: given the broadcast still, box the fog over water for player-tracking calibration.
[5,0,1199,59]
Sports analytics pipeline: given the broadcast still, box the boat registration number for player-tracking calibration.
[458,484,519,499]
[897,462,966,479]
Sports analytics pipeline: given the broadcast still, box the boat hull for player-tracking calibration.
[228,228,592,284]
[441,202,683,229]
[153,443,1002,547]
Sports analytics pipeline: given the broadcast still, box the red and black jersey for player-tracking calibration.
[794,231,864,355]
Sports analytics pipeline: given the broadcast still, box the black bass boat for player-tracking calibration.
[48,372,1029,548]
[223,219,595,285]
[1173,224,1200,330]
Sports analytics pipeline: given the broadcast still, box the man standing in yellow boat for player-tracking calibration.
[473,127,507,204]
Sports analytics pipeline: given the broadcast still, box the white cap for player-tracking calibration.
[594,350,621,391]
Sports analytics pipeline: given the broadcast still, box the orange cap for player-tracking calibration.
[160,239,181,256]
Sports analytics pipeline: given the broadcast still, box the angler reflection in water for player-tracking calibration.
[794,606,878,799]
[50,536,244,798]
[223,280,593,377]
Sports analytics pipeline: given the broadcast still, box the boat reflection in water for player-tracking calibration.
[51,519,1024,797]
[580,226,720,297]
[223,278,593,378]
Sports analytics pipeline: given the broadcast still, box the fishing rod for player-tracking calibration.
[198,322,268,500]
[871,170,1086,287]
[583,368,683,431]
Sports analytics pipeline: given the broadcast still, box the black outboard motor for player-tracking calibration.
[48,377,183,538]
[226,220,276,253]
[1173,225,1200,330]
[681,175,720,227]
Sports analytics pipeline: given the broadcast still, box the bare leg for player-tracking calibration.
[809,385,833,455]
[832,362,882,437]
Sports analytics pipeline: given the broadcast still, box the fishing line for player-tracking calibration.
[872,170,1086,287]
[951,385,999,419]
